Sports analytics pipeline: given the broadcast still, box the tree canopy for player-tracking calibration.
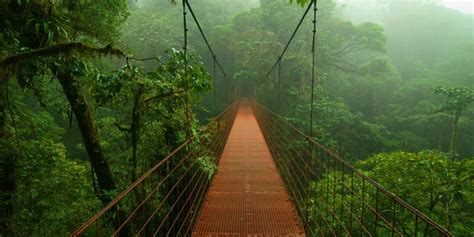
[0,0,472,235]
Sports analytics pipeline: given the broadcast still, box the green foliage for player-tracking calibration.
[433,86,474,115]
[306,151,473,235]
[1,0,473,235]
[15,141,100,236]
[240,0,393,159]
[196,156,218,180]
[1,0,129,51]
[0,82,100,235]
[1,0,215,235]
[357,151,474,235]
[289,0,310,7]
[92,48,212,185]
[432,86,474,153]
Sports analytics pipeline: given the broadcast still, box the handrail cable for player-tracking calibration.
[70,0,454,235]
[70,101,238,236]
[253,102,453,236]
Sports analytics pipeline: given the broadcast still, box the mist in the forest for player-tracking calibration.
[1,0,473,236]
[336,0,472,73]
[117,0,472,163]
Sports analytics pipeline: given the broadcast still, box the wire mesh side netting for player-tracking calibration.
[252,101,452,237]
[71,101,239,237]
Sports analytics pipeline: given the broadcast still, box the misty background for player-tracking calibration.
[1,0,472,235]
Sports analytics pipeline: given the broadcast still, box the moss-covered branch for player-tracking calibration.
[0,42,127,70]
[142,89,185,105]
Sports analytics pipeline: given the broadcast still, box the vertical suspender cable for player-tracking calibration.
[274,60,278,111]
[307,1,319,225]
[182,0,190,138]
[184,0,230,107]
[309,0,318,138]
[213,56,217,113]
[277,58,282,114]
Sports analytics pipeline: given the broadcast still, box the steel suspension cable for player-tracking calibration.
[277,59,282,114]
[213,56,217,112]
[185,0,228,79]
[258,0,314,85]
[307,2,319,228]
[309,0,318,138]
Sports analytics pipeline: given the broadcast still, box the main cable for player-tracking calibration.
[185,1,228,79]
[258,0,314,85]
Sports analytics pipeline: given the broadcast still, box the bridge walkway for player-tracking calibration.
[193,102,305,236]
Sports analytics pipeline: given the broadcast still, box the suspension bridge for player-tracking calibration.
[70,0,452,236]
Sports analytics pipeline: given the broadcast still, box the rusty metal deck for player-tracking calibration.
[193,103,305,236]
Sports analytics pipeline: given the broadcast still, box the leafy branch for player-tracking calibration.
[0,42,128,70]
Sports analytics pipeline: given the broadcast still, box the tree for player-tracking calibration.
[356,151,474,235]
[1,0,128,234]
[433,86,474,155]
[94,49,211,184]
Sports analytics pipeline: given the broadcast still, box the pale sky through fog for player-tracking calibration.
[440,0,473,13]
[337,0,473,14]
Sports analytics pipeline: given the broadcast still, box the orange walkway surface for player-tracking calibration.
[193,103,305,236]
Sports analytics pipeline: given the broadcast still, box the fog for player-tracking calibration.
[118,0,473,159]
[1,0,473,235]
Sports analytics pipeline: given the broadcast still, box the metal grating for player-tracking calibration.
[193,102,305,236]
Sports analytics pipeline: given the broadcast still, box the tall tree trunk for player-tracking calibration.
[0,79,15,236]
[449,111,461,156]
[57,71,116,203]
[130,84,144,183]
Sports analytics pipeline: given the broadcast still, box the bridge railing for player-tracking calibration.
[252,101,452,237]
[71,101,238,237]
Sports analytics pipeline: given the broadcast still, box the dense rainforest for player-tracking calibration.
[0,0,472,236]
